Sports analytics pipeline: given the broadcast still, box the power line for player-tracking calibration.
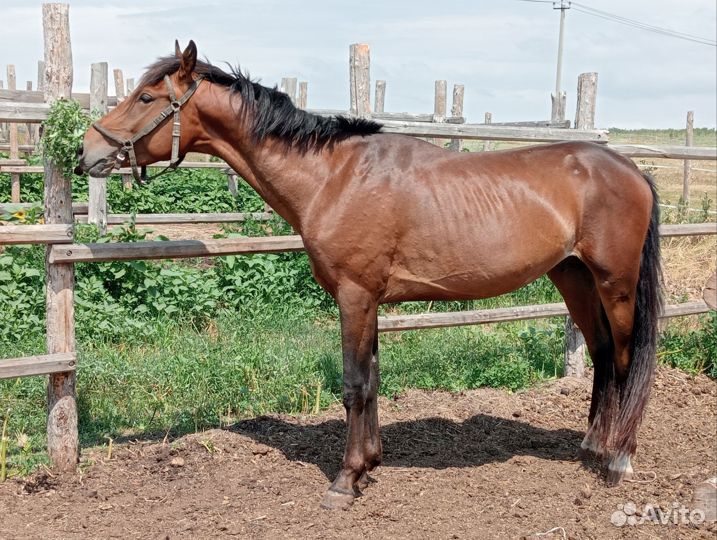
[571,2,716,47]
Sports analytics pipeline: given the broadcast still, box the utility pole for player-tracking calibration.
[551,0,570,124]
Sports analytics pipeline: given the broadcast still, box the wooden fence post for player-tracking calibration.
[374,80,386,114]
[88,62,108,233]
[116,67,132,191]
[551,90,566,125]
[563,73,597,378]
[574,72,597,130]
[7,65,21,202]
[280,77,297,105]
[564,317,586,377]
[483,112,492,151]
[25,82,34,145]
[113,68,125,102]
[683,111,694,205]
[42,2,78,472]
[297,81,308,109]
[430,79,447,147]
[126,77,134,94]
[0,80,6,143]
[449,84,464,152]
[349,43,371,118]
[35,60,46,144]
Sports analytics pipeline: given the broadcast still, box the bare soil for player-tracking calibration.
[1,367,715,539]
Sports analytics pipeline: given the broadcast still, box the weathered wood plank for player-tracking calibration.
[0,88,118,108]
[43,2,78,474]
[113,68,125,101]
[7,66,20,203]
[297,81,308,109]
[659,222,717,237]
[380,120,608,142]
[430,80,447,146]
[684,111,694,203]
[280,77,297,105]
[374,80,385,113]
[49,235,305,263]
[0,202,88,214]
[74,212,273,225]
[88,62,109,233]
[0,353,76,380]
[0,224,74,245]
[490,120,571,128]
[0,161,233,174]
[564,317,586,377]
[378,303,569,332]
[449,84,464,152]
[551,90,566,125]
[349,43,371,118]
[0,143,35,153]
[377,301,710,332]
[575,73,598,130]
[0,101,51,122]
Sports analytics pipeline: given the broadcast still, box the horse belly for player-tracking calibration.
[382,226,571,303]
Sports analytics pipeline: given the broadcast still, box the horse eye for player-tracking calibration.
[139,93,153,104]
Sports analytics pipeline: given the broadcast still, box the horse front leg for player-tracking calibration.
[321,282,378,510]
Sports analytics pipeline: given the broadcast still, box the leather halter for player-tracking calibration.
[92,74,204,184]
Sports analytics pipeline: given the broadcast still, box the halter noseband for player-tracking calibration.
[92,74,204,184]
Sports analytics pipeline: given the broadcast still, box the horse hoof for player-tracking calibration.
[606,466,634,486]
[320,489,355,510]
[356,471,377,491]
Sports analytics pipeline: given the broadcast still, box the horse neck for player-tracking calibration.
[192,88,337,232]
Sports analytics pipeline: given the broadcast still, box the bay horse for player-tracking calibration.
[77,41,662,510]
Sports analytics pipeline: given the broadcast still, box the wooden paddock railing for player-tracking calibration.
[0,4,716,471]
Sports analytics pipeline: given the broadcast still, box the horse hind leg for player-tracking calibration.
[588,216,662,485]
[548,257,614,458]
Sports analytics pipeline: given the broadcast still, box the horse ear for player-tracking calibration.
[178,40,197,81]
[175,40,182,58]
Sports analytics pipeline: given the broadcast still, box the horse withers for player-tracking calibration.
[76,41,662,510]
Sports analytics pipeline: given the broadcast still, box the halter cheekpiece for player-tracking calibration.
[92,74,204,184]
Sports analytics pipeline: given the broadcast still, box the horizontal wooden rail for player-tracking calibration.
[0,88,119,108]
[0,101,50,122]
[378,302,569,331]
[0,224,74,245]
[377,300,710,332]
[608,144,717,161]
[0,162,232,175]
[0,143,35,153]
[0,202,88,214]
[43,221,717,263]
[0,352,76,379]
[74,212,273,225]
[379,120,609,142]
[48,235,305,263]
[660,223,717,236]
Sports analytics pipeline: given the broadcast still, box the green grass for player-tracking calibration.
[1,301,714,479]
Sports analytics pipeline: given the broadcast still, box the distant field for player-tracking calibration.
[607,127,716,147]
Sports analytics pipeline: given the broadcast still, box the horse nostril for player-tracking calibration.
[76,144,83,157]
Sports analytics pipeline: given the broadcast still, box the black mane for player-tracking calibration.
[139,56,382,151]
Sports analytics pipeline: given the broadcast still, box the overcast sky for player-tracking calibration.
[2,0,716,128]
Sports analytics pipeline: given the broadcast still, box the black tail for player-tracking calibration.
[613,172,663,455]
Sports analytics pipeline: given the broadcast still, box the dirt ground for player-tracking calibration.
[1,367,714,539]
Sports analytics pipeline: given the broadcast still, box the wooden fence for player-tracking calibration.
[0,5,716,471]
